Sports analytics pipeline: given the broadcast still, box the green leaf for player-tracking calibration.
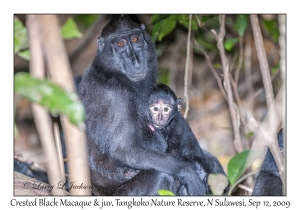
[159,69,170,85]
[151,15,163,42]
[14,17,28,54]
[177,14,198,31]
[74,14,98,28]
[224,37,240,51]
[213,63,222,69]
[201,15,216,24]
[17,49,30,60]
[208,174,229,195]
[14,72,85,126]
[226,17,234,27]
[244,131,254,139]
[234,15,249,37]
[61,17,83,40]
[158,189,175,196]
[15,124,19,139]
[272,63,280,75]
[262,19,279,42]
[150,14,170,26]
[151,15,177,42]
[227,149,260,185]
[195,35,217,52]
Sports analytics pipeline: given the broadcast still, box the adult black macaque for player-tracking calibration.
[79,16,205,196]
[147,84,228,195]
[252,129,284,196]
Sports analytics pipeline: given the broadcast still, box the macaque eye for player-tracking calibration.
[131,37,138,42]
[164,107,169,112]
[153,107,158,111]
[117,40,125,47]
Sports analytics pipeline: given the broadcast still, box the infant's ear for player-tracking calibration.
[177,98,182,112]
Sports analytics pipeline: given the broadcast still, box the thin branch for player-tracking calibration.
[188,35,194,87]
[250,14,284,185]
[244,68,280,110]
[229,75,248,130]
[53,123,65,184]
[183,14,192,119]
[278,13,286,196]
[216,15,244,152]
[169,34,185,92]
[39,15,91,195]
[193,39,228,101]
[234,37,244,86]
[237,184,253,193]
[244,35,254,109]
[197,15,245,152]
[69,15,106,63]
[196,15,218,40]
[228,170,257,195]
[26,15,65,195]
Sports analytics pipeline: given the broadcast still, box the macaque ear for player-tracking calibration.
[97,36,105,52]
[177,98,182,112]
[140,24,145,30]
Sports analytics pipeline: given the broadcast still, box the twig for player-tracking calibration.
[244,68,280,110]
[278,14,286,196]
[237,184,253,193]
[69,15,106,63]
[53,123,65,184]
[229,74,248,132]
[196,15,245,152]
[39,15,91,195]
[193,39,228,101]
[169,34,186,92]
[183,14,192,119]
[228,170,257,195]
[26,15,65,195]
[234,37,244,87]
[250,15,284,185]
[247,111,269,139]
[188,35,194,87]
[214,15,244,152]
[244,35,254,98]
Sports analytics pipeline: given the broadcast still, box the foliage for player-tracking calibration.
[14,16,83,61]
[61,17,83,39]
[14,124,19,139]
[244,131,254,139]
[227,150,260,185]
[14,72,85,127]
[74,14,98,28]
[157,189,175,196]
[151,15,177,42]
[151,14,197,42]
[14,17,30,60]
[224,37,240,51]
[262,19,279,42]
[159,69,170,85]
[233,15,249,37]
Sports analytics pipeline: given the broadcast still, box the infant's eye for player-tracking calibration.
[118,41,125,47]
[153,107,158,111]
[164,107,169,112]
[131,37,138,42]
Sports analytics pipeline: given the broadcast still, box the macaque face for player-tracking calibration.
[149,100,173,129]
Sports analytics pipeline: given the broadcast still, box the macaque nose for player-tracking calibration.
[157,113,163,123]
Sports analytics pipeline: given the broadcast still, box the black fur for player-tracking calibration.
[252,128,284,196]
[148,84,228,195]
[79,16,205,196]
